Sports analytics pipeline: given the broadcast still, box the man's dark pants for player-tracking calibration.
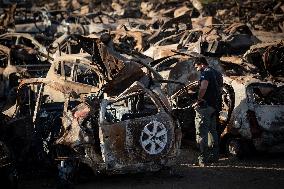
[195,105,219,164]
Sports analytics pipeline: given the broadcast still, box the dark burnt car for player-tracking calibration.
[55,81,181,185]
[2,43,181,186]
[1,79,181,187]
[47,37,182,176]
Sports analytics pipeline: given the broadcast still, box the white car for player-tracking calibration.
[221,77,284,157]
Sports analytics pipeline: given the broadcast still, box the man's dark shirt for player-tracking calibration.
[199,67,223,110]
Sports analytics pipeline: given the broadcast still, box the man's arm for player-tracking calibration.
[197,80,208,101]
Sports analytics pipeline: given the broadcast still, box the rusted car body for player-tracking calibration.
[45,50,144,97]
[1,78,87,168]
[0,32,70,58]
[43,45,182,173]
[56,81,181,174]
[46,53,104,95]
[221,77,284,156]
[2,77,181,181]
[57,12,117,35]
[0,44,50,101]
[0,33,48,57]
[244,40,284,77]
[12,7,66,35]
[2,33,182,177]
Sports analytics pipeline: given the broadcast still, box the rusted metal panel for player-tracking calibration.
[100,112,176,167]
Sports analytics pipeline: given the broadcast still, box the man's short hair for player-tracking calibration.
[194,57,208,66]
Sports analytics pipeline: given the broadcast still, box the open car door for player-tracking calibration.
[99,82,181,171]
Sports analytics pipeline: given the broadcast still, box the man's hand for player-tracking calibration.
[192,101,198,109]
[192,99,205,109]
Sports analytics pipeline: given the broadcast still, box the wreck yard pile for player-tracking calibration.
[0,0,284,189]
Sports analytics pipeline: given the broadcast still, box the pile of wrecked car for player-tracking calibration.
[0,0,283,188]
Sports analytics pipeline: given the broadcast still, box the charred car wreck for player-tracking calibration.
[51,36,182,178]
[56,81,181,181]
[1,36,182,187]
[221,78,284,157]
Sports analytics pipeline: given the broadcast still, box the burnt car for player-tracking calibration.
[0,44,50,102]
[1,78,85,170]
[45,34,146,97]
[0,32,73,58]
[2,35,181,185]
[221,79,284,157]
[57,12,117,35]
[45,53,104,96]
[2,77,181,187]
[55,81,181,185]
[0,33,48,57]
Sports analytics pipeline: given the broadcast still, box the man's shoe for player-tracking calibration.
[198,159,207,167]
[198,162,205,167]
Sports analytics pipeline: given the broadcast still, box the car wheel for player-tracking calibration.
[129,119,175,162]
[140,121,169,155]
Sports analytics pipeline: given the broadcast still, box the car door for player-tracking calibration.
[99,82,180,171]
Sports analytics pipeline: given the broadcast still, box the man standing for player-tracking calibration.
[193,57,223,167]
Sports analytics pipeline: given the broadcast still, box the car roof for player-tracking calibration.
[0,33,43,47]
[53,53,93,66]
[0,32,33,38]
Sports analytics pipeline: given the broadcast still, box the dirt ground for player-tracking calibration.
[19,147,284,189]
